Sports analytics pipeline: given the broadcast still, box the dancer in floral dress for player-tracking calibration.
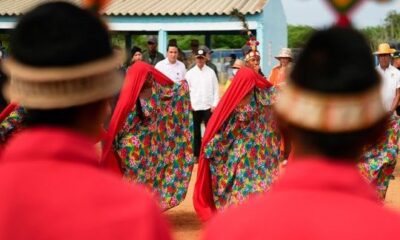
[193,67,282,221]
[102,61,194,210]
[359,114,400,199]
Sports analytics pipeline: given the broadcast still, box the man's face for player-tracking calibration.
[378,54,391,69]
[279,57,291,67]
[246,56,260,72]
[148,42,157,52]
[132,52,142,63]
[196,57,206,68]
[167,46,178,63]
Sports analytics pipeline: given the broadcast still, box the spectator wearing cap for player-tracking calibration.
[202,45,219,82]
[392,51,400,70]
[155,44,186,83]
[186,39,200,68]
[142,36,165,66]
[374,43,400,112]
[268,48,293,86]
[185,49,219,158]
[0,2,171,239]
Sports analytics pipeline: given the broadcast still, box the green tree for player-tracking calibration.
[287,25,315,48]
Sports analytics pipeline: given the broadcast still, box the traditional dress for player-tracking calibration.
[193,67,282,221]
[359,114,400,199]
[102,61,194,210]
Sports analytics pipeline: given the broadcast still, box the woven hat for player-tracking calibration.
[275,48,293,59]
[2,2,122,109]
[374,43,396,55]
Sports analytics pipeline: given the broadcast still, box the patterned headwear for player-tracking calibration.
[244,31,260,62]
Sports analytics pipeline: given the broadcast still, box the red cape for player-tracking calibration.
[193,67,272,221]
[101,61,173,174]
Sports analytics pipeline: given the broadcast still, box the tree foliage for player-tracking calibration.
[287,25,315,48]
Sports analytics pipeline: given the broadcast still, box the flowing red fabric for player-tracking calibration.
[193,67,272,221]
[101,61,173,174]
[0,103,18,122]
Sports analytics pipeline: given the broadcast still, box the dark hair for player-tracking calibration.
[10,1,112,67]
[167,44,178,51]
[284,27,387,159]
[24,107,80,128]
[130,46,142,55]
[9,2,112,127]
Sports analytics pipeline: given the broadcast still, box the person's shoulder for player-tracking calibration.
[155,59,167,67]
[177,60,185,68]
[186,66,197,74]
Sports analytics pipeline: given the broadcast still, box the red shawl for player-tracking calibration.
[101,61,174,174]
[193,67,272,221]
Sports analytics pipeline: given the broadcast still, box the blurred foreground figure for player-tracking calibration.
[203,27,400,240]
[0,2,171,240]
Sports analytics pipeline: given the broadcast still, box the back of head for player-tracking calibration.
[277,27,387,160]
[11,1,111,67]
[4,2,121,130]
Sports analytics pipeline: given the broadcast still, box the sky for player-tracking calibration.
[280,0,400,28]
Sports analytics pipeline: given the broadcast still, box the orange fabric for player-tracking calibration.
[101,61,174,174]
[193,67,272,221]
[268,65,287,86]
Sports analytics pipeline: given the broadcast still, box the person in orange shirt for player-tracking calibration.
[268,48,293,86]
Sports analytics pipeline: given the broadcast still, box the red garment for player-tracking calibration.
[193,67,272,221]
[102,61,173,174]
[203,156,400,240]
[0,127,171,240]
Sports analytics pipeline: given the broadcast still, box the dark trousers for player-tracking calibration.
[192,109,212,157]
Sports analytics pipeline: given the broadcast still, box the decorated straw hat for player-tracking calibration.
[374,43,396,55]
[2,1,122,109]
[275,48,293,59]
[244,31,261,62]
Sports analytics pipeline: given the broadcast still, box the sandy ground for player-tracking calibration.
[165,162,400,240]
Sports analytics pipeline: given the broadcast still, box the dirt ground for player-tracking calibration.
[165,162,400,240]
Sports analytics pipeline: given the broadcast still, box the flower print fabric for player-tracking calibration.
[203,87,282,209]
[0,107,26,146]
[114,80,194,210]
[359,114,400,199]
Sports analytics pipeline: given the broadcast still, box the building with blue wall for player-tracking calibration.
[0,0,287,74]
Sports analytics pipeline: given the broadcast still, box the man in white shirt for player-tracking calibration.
[185,49,219,157]
[155,44,186,83]
[374,43,400,112]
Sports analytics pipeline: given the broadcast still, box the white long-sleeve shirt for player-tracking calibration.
[377,65,400,111]
[155,59,186,83]
[185,65,219,111]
